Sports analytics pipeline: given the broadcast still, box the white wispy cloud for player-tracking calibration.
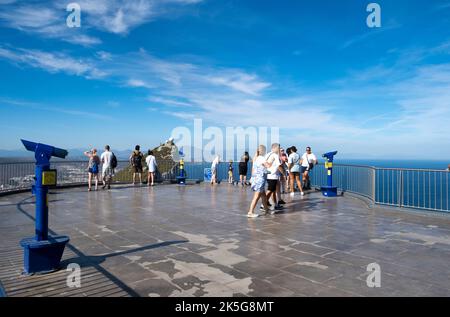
[340,20,402,50]
[0,46,106,78]
[0,3,101,47]
[0,0,204,45]
[0,97,113,121]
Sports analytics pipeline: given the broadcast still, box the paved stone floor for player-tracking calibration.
[0,183,450,297]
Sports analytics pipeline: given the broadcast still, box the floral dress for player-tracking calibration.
[250,156,267,193]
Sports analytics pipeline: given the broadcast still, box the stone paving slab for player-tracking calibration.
[0,183,450,297]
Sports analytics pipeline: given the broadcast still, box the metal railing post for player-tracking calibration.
[372,167,376,203]
[399,170,404,208]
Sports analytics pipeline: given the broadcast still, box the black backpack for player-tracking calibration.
[111,152,118,169]
[132,152,142,166]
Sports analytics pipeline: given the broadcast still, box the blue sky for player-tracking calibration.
[0,0,450,159]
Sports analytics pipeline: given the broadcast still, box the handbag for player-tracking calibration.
[305,154,315,170]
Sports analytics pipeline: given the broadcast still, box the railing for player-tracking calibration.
[0,160,449,213]
[375,168,450,212]
[309,164,450,213]
[0,160,179,192]
[309,164,376,200]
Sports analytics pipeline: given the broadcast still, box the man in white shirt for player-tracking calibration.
[264,143,284,213]
[101,145,114,190]
[300,146,318,190]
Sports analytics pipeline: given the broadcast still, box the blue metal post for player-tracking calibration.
[34,163,49,241]
[327,159,333,188]
[321,151,338,197]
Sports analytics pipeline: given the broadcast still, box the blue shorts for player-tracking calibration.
[300,166,308,174]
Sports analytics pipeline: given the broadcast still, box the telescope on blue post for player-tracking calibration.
[19,140,70,274]
[321,151,339,197]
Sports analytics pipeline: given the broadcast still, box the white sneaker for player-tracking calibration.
[247,213,259,218]
[290,192,295,197]
[300,192,305,196]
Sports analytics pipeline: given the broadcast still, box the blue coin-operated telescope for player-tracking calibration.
[20,140,70,274]
[321,151,338,197]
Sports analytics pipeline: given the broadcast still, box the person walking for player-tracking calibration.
[265,143,284,214]
[239,151,250,187]
[145,150,157,186]
[300,146,318,190]
[248,145,270,218]
[287,146,304,197]
[278,148,288,204]
[130,145,144,185]
[211,155,220,185]
[101,145,115,190]
[228,161,234,184]
[84,148,100,191]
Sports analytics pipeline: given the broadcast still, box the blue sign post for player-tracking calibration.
[20,140,70,274]
[321,151,338,197]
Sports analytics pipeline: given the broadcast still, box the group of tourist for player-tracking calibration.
[207,144,318,218]
[84,145,158,191]
[247,143,318,218]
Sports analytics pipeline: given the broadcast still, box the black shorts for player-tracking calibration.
[133,165,143,173]
[238,162,248,176]
[267,179,278,192]
[291,172,300,177]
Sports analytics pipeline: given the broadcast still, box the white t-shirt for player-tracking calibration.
[146,155,157,172]
[101,151,113,171]
[265,152,281,180]
[288,152,300,165]
[301,153,317,167]
[254,155,266,170]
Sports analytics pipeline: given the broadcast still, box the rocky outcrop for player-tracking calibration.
[114,140,180,182]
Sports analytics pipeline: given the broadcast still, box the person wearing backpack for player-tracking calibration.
[84,148,100,191]
[129,145,144,185]
[287,146,304,197]
[101,145,115,190]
